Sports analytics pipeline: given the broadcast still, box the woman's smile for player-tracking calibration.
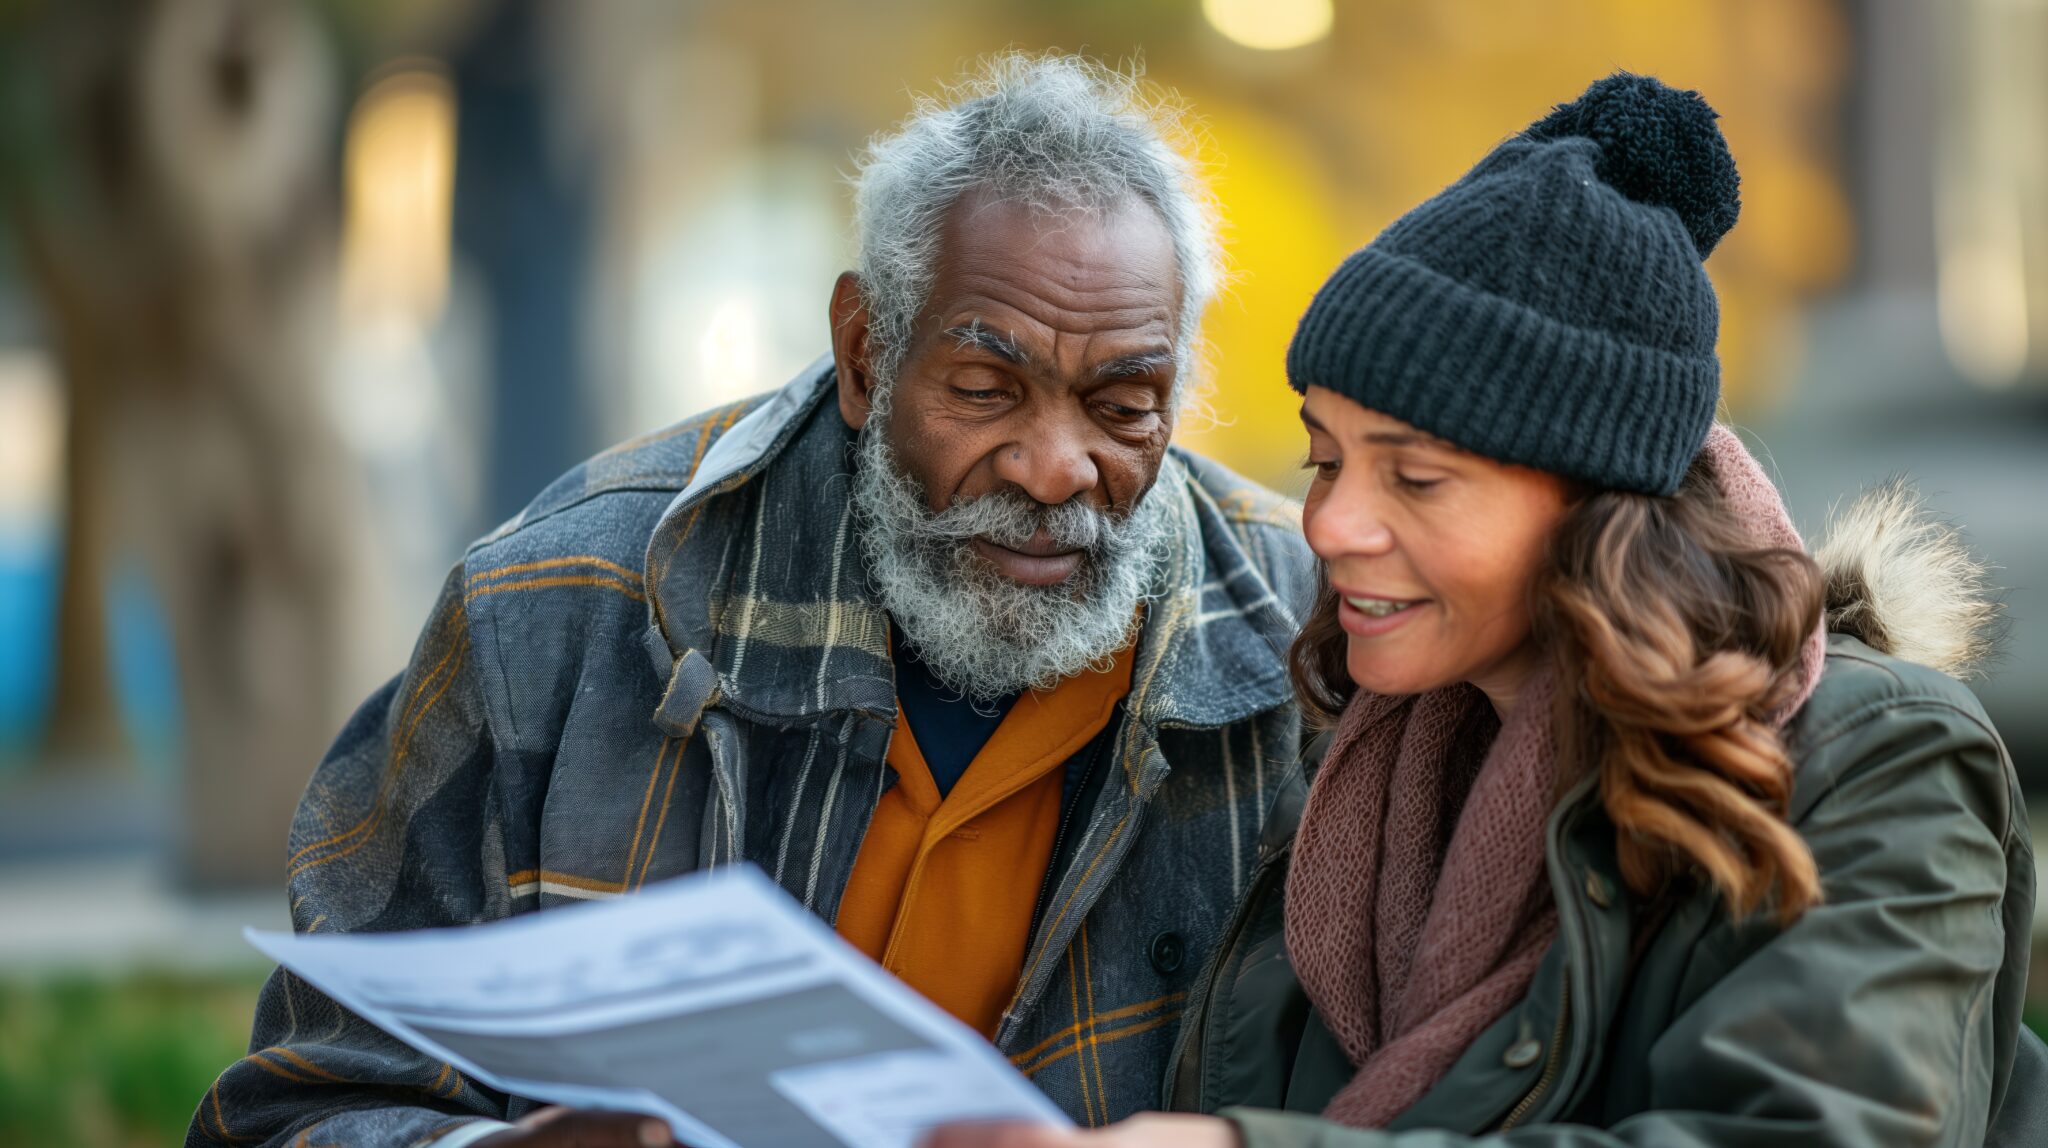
[1334,589,1431,637]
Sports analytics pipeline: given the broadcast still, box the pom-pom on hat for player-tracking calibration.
[1286,72,1742,496]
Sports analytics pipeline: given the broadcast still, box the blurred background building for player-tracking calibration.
[0,0,2043,1144]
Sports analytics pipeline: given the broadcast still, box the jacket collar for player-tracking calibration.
[642,358,1297,733]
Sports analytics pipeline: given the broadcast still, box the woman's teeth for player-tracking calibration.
[1345,596,1417,618]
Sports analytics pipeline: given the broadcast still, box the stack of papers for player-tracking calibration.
[247,865,1070,1148]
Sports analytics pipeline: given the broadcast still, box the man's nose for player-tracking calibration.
[991,418,1100,508]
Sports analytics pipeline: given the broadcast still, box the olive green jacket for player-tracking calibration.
[1165,487,2040,1147]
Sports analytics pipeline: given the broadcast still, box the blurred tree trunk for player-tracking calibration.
[10,217,125,762]
[5,0,355,886]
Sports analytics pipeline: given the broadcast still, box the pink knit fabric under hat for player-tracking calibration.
[1283,425,1829,1129]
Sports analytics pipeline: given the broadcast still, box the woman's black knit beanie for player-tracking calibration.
[1286,72,1741,496]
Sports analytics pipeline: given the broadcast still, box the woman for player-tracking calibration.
[929,74,2035,1147]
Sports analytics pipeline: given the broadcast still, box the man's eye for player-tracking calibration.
[951,387,1008,402]
[1395,472,1441,491]
[1302,458,1340,480]
[1099,403,1155,420]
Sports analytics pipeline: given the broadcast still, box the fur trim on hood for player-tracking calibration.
[1814,479,2004,680]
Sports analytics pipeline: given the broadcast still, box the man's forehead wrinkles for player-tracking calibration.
[948,265,1173,309]
[938,291,1174,346]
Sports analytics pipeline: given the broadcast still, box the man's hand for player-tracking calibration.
[919,1113,1239,1148]
[473,1106,680,1147]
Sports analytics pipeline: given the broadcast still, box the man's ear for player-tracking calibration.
[830,272,878,431]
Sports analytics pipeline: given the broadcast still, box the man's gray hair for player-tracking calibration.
[849,53,1223,396]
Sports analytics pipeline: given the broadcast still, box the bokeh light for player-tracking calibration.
[1202,0,1334,51]
[340,64,457,327]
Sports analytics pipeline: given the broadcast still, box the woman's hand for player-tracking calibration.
[920,1113,1238,1148]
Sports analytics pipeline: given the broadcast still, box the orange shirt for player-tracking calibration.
[835,641,1136,1037]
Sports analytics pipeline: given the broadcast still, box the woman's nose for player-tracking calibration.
[1304,482,1395,560]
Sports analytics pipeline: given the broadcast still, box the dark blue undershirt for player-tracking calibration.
[890,626,1020,799]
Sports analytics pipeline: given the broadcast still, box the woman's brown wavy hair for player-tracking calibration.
[1288,453,1828,923]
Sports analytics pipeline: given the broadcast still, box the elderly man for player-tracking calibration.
[192,55,1310,1147]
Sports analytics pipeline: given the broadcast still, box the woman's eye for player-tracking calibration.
[1395,472,1441,491]
[1100,403,1153,421]
[951,387,1008,403]
[1302,458,1341,480]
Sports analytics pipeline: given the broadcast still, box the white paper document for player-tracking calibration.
[245,864,1070,1148]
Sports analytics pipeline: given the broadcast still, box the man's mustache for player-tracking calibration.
[910,489,1116,552]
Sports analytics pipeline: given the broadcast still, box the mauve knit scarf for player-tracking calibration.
[1284,425,1829,1129]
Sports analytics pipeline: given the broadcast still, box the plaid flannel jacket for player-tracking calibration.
[191,359,1314,1147]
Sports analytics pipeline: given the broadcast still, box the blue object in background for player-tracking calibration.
[0,533,58,760]
[0,527,183,773]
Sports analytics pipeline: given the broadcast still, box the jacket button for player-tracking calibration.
[1585,870,1613,909]
[1503,1038,1544,1069]
[1149,931,1185,975]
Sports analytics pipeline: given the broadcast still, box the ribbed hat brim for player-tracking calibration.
[1286,248,1718,496]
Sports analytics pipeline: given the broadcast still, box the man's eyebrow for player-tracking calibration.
[944,321,1028,366]
[1092,348,1176,382]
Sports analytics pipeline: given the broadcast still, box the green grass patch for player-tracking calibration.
[0,970,265,1148]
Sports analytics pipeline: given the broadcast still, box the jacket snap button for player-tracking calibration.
[1585,870,1613,909]
[1149,931,1185,975]
[1503,1038,1545,1069]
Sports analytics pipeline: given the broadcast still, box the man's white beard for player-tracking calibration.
[852,413,1173,703]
